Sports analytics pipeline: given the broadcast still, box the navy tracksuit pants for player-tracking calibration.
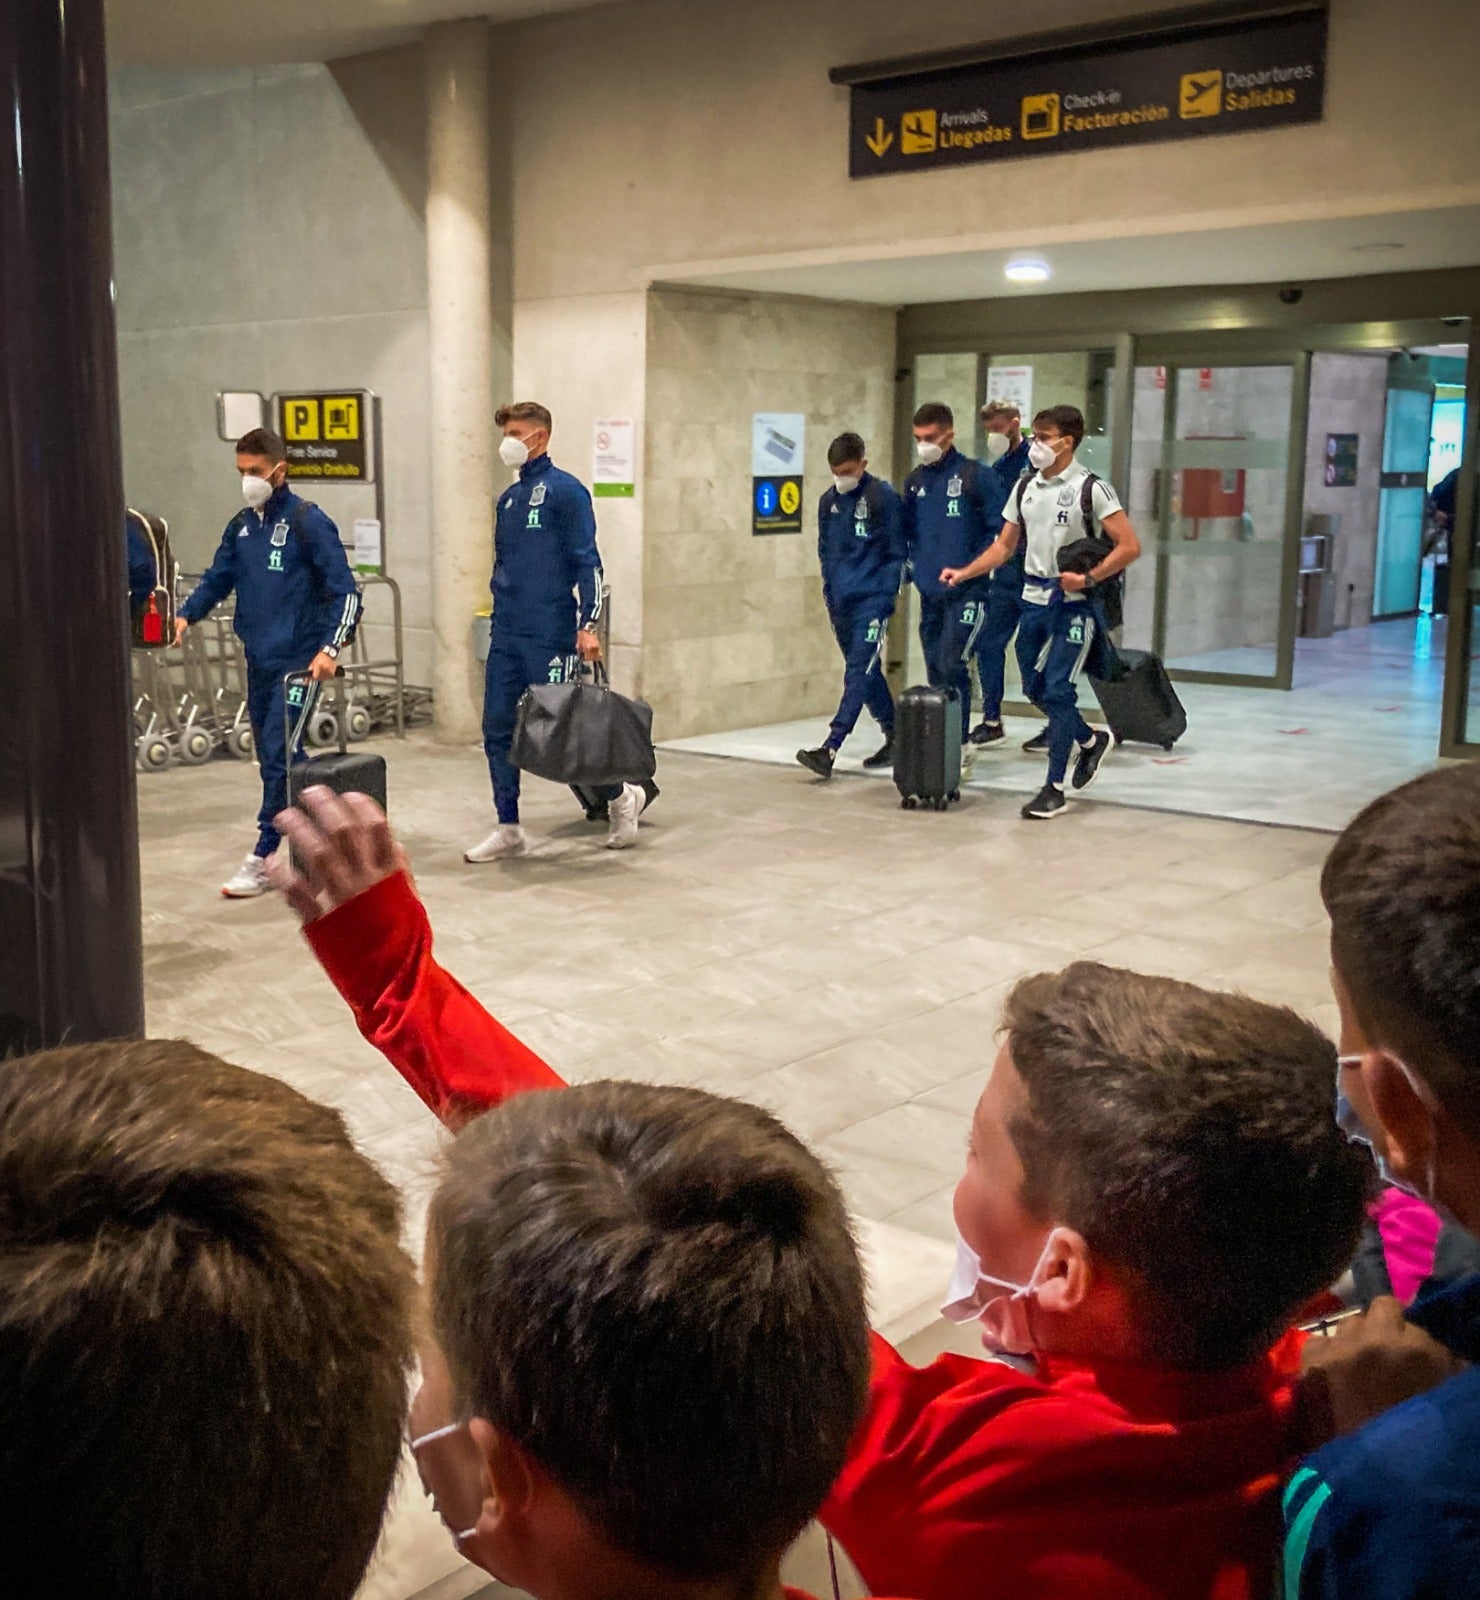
[918,592,986,744]
[482,632,619,825]
[246,659,319,858]
[827,601,895,750]
[972,569,1023,726]
[1015,589,1097,786]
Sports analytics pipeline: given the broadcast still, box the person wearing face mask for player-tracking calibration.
[965,400,1032,748]
[1283,762,1480,1600]
[901,401,1008,752]
[942,404,1139,821]
[174,427,361,896]
[467,400,649,860]
[795,432,906,779]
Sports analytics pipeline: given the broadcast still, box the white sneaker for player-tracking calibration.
[464,823,530,863]
[221,853,272,899]
[961,745,977,781]
[605,783,647,850]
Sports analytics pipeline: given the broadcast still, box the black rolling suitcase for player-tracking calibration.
[284,670,388,811]
[894,685,962,811]
[1090,649,1187,752]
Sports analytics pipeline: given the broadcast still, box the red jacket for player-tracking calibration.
[309,872,1306,1600]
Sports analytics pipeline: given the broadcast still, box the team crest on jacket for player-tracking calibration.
[530,483,547,508]
[270,521,289,547]
[947,476,963,498]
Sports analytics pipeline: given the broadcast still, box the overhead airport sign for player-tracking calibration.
[276,389,373,481]
[844,5,1327,179]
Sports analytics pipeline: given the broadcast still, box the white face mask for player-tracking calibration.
[916,440,945,466]
[499,435,530,469]
[984,432,1011,460]
[241,473,274,508]
[833,473,862,495]
[942,1229,1058,1357]
[1336,1054,1440,1206]
[1027,438,1061,473]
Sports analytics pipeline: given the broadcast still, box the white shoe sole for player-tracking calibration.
[464,845,531,863]
[221,881,270,898]
[1022,805,1068,821]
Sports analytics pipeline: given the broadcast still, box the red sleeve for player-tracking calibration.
[305,870,566,1127]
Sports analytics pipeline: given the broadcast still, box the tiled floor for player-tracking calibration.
[665,615,1461,833]
[139,735,1344,1599]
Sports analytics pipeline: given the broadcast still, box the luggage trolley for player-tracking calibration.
[334,573,408,743]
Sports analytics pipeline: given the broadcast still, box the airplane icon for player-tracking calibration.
[1179,70,1223,118]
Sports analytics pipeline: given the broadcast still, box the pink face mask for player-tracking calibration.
[941,1229,1058,1357]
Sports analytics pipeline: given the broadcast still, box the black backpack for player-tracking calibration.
[1012,471,1124,631]
[127,508,177,648]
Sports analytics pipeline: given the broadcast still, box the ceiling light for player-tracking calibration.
[1005,258,1052,283]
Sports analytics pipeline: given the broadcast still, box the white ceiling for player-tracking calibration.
[658,205,1480,307]
[105,0,621,66]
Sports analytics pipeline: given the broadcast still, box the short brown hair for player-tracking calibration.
[494,400,553,431]
[1003,964,1369,1370]
[1032,404,1085,447]
[431,1080,869,1583]
[0,1040,416,1599]
[913,401,954,430]
[1323,764,1480,1139]
[982,399,1021,422]
[235,426,286,463]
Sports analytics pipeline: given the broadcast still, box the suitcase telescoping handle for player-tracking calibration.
[283,665,348,765]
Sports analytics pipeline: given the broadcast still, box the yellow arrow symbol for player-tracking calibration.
[864,116,894,158]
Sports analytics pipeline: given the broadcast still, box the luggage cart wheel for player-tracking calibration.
[949,789,961,804]
[345,704,372,742]
[1162,742,1175,752]
[306,710,339,749]
[180,727,214,766]
[136,735,171,773]
[225,725,255,760]
[901,796,918,810]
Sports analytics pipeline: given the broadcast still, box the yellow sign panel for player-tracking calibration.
[1179,71,1223,118]
[778,480,801,516]
[282,398,321,441]
[900,109,938,155]
[322,395,361,440]
[1020,94,1061,139]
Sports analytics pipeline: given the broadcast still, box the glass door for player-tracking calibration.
[1128,359,1306,688]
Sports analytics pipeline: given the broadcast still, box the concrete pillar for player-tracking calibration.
[0,0,144,1049]
[425,18,494,744]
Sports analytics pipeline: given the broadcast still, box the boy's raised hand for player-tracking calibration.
[271,787,409,925]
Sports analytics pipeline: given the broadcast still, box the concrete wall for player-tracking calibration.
[1303,352,1389,630]
[641,288,897,738]
[109,54,437,685]
[499,0,1480,298]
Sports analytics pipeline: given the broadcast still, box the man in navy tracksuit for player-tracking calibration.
[969,399,1032,747]
[176,427,362,896]
[465,401,648,862]
[902,402,1007,748]
[796,432,906,780]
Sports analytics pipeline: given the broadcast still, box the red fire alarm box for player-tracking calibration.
[1181,436,1246,533]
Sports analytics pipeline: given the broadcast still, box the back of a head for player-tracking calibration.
[1005,965,1370,1369]
[1322,763,1480,1140]
[0,1040,416,1599]
[432,1080,869,1584]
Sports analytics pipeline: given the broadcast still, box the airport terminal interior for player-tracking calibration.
[4,0,1480,1597]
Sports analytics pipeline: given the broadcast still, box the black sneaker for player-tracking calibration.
[861,739,894,769]
[969,721,1006,747]
[1021,784,1067,821]
[1022,728,1050,754]
[796,746,836,779]
[1071,730,1112,792]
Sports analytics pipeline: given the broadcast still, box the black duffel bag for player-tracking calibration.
[510,662,656,789]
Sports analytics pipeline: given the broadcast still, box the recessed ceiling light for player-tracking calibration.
[1350,242,1405,253]
[1005,258,1052,283]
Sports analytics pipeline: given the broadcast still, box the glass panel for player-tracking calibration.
[1372,387,1433,618]
[1122,366,1168,654]
[1160,365,1295,681]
